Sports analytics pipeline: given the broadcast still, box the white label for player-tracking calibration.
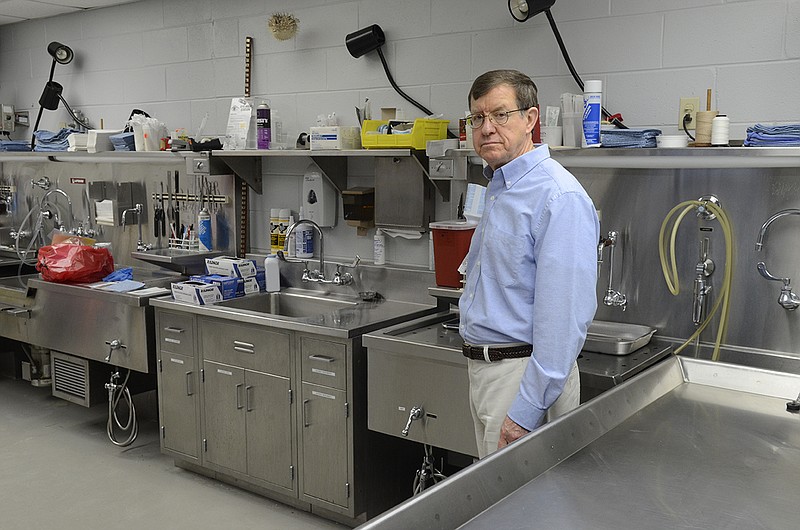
[170,358,185,365]
[311,390,336,400]
[311,368,336,377]
[398,406,407,412]
[217,369,233,376]
[164,338,181,344]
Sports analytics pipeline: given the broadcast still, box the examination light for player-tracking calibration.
[30,41,90,150]
[508,0,626,128]
[345,24,433,117]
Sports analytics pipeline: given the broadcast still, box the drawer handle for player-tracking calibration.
[186,371,193,396]
[235,383,244,409]
[164,327,185,334]
[233,346,255,354]
[308,354,335,363]
[233,340,254,348]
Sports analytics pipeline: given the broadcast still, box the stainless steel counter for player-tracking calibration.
[358,357,800,529]
[150,287,439,339]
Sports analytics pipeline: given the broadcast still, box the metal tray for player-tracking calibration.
[583,320,657,355]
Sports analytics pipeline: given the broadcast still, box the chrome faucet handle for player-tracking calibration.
[104,339,127,363]
[757,262,800,310]
[401,406,424,437]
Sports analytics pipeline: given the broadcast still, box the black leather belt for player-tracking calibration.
[462,343,533,362]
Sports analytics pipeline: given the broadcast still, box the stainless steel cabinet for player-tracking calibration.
[203,360,293,490]
[300,382,348,507]
[156,310,200,462]
[200,318,295,494]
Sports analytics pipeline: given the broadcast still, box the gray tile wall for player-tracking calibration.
[1,0,799,265]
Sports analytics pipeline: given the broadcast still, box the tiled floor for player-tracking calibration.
[0,376,347,530]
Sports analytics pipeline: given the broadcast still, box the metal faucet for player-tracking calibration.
[693,238,715,325]
[755,209,800,310]
[40,187,74,232]
[599,230,627,311]
[283,219,328,283]
[122,203,151,252]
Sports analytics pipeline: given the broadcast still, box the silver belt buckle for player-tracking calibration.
[483,345,491,363]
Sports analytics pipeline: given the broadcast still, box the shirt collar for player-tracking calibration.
[482,144,551,189]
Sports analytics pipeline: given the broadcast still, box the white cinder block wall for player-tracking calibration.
[1,0,799,265]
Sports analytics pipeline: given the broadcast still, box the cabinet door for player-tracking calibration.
[203,360,246,474]
[300,382,348,508]
[158,352,199,459]
[245,370,293,490]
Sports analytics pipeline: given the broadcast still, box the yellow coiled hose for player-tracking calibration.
[658,200,733,361]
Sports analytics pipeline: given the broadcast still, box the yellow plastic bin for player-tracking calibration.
[361,118,449,149]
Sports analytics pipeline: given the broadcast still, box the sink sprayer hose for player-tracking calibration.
[659,200,733,361]
[106,369,138,447]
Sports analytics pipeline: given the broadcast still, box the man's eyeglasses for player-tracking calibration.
[466,107,531,129]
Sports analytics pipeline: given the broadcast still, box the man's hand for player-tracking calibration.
[497,415,530,450]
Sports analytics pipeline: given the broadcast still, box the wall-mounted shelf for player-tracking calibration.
[0,151,186,164]
[430,146,800,170]
[210,148,424,194]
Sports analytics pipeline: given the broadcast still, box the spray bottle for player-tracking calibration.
[198,206,212,251]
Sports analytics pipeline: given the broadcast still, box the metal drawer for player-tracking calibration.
[300,336,346,390]
[157,311,195,356]
[367,346,477,458]
[199,318,290,376]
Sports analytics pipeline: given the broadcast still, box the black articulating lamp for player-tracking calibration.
[30,41,90,150]
[508,0,626,128]
[345,24,433,117]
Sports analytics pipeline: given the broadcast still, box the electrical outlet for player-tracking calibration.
[679,97,700,131]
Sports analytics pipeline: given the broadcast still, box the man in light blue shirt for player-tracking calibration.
[459,70,599,457]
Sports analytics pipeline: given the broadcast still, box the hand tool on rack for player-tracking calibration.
[166,172,176,239]
[173,170,181,234]
[154,182,166,238]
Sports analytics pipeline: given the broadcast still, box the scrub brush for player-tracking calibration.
[268,13,299,41]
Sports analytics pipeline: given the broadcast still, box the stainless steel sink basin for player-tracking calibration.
[217,290,359,318]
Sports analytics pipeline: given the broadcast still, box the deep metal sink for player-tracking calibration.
[217,290,359,318]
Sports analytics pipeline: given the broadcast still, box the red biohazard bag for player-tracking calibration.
[36,243,115,284]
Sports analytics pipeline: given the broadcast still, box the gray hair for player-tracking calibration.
[468,70,538,109]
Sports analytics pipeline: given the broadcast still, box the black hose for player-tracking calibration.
[682,113,695,141]
[545,9,627,129]
[376,47,433,117]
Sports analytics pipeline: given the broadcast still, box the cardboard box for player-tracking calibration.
[205,256,257,278]
[171,281,222,305]
[310,126,361,150]
[240,277,260,296]
[190,274,239,300]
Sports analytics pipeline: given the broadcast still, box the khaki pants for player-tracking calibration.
[468,358,580,458]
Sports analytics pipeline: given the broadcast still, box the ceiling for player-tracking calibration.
[0,0,139,26]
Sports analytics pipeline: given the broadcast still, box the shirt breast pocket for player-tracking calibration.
[481,225,529,287]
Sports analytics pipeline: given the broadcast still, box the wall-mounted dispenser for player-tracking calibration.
[302,164,336,227]
[342,187,374,229]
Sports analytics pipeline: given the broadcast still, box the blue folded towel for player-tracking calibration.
[744,124,800,146]
[0,140,32,151]
[33,128,79,152]
[600,128,662,148]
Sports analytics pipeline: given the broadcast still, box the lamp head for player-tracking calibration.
[38,81,63,111]
[47,41,74,65]
[345,24,385,58]
[508,0,556,22]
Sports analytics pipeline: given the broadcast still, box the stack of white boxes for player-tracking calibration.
[171,257,266,305]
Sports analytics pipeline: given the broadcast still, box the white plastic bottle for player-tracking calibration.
[582,80,602,148]
[264,255,281,292]
[374,229,386,265]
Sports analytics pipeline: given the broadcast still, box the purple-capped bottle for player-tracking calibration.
[257,102,271,149]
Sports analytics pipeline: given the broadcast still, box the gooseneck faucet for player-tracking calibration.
[284,219,327,283]
[41,187,75,232]
[122,203,151,252]
[755,208,800,310]
[599,230,627,311]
